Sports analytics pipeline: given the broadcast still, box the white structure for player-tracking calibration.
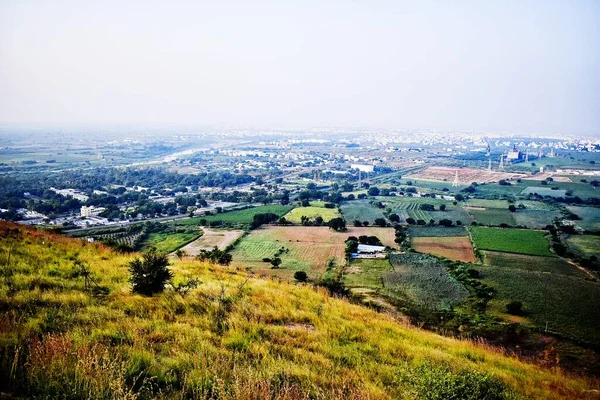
[351,164,374,188]
[452,170,460,187]
[356,244,386,253]
[499,154,505,171]
[80,206,106,217]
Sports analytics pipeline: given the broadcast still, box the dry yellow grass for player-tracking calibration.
[412,236,477,262]
[0,222,598,399]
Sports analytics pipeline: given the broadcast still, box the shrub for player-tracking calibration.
[506,300,523,315]
[294,271,308,282]
[128,249,173,296]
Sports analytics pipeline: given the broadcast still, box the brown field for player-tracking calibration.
[412,236,477,262]
[406,166,525,184]
[177,228,244,256]
[230,226,397,279]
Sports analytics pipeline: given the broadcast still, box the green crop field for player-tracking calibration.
[479,265,600,343]
[468,208,516,226]
[469,227,553,256]
[484,251,588,278]
[385,253,469,310]
[521,186,568,198]
[565,235,600,258]
[567,206,600,232]
[340,200,387,224]
[284,205,341,224]
[344,259,393,289]
[465,199,511,209]
[408,226,467,237]
[513,210,561,229]
[139,232,201,253]
[177,204,294,226]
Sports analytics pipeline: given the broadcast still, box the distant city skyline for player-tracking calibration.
[1,1,598,136]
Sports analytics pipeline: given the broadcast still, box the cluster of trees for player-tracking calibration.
[197,246,233,266]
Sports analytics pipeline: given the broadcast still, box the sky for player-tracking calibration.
[0,0,598,135]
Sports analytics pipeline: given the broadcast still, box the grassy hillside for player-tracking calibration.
[0,222,597,399]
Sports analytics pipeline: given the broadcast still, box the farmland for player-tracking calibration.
[567,206,600,232]
[177,228,244,256]
[405,166,524,184]
[385,253,469,310]
[412,236,477,262]
[283,204,341,224]
[478,265,600,343]
[565,235,600,258]
[229,226,397,279]
[469,227,553,256]
[138,231,201,253]
[484,251,588,278]
[408,226,467,237]
[513,209,561,228]
[468,208,516,226]
[344,258,392,289]
[177,204,294,227]
[339,200,387,224]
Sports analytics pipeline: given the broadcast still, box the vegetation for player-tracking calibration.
[179,204,294,227]
[385,253,469,310]
[470,227,553,256]
[3,223,596,398]
[284,204,342,224]
[468,208,516,226]
[128,249,173,296]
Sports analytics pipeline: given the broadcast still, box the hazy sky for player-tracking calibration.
[0,0,598,135]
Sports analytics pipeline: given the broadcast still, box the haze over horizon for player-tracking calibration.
[1,0,598,136]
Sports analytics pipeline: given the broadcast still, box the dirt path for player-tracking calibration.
[564,258,597,279]
[175,228,244,256]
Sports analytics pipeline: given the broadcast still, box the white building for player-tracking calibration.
[80,206,106,217]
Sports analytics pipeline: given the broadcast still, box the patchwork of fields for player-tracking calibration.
[230,226,397,279]
[567,206,600,232]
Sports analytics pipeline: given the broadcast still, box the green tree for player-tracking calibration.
[128,249,173,296]
[294,271,308,282]
[328,217,347,231]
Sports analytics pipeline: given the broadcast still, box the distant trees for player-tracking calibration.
[252,212,279,228]
[328,217,347,232]
[389,213,400,223]
[197,246,233,266]
[439,204,446,211]
[508,205,517,212]
[419,204,435,211]
[367,187,380,196]
[373,218,387,227]
[128,249,173,296]
[506,301,523,315]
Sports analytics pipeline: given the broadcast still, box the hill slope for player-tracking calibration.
[0,222,597,399]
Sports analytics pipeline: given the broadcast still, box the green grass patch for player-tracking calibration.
[513,210,561,229]
[340,200,386,224]
[284,205,341,224]
[470,227,553,256]
[468,208,516,226]
[484,251,587,278]
[138,232,201,253]
[479,265,600,343]
[565,235,600,258]
[566,206,600,232]
[344,259,392,289]
[386,253,469,310]
[408,226,467,237]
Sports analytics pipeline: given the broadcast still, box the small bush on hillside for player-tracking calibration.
[128,249,173,296]
[506,301,523,315]
[294,271,308,282]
